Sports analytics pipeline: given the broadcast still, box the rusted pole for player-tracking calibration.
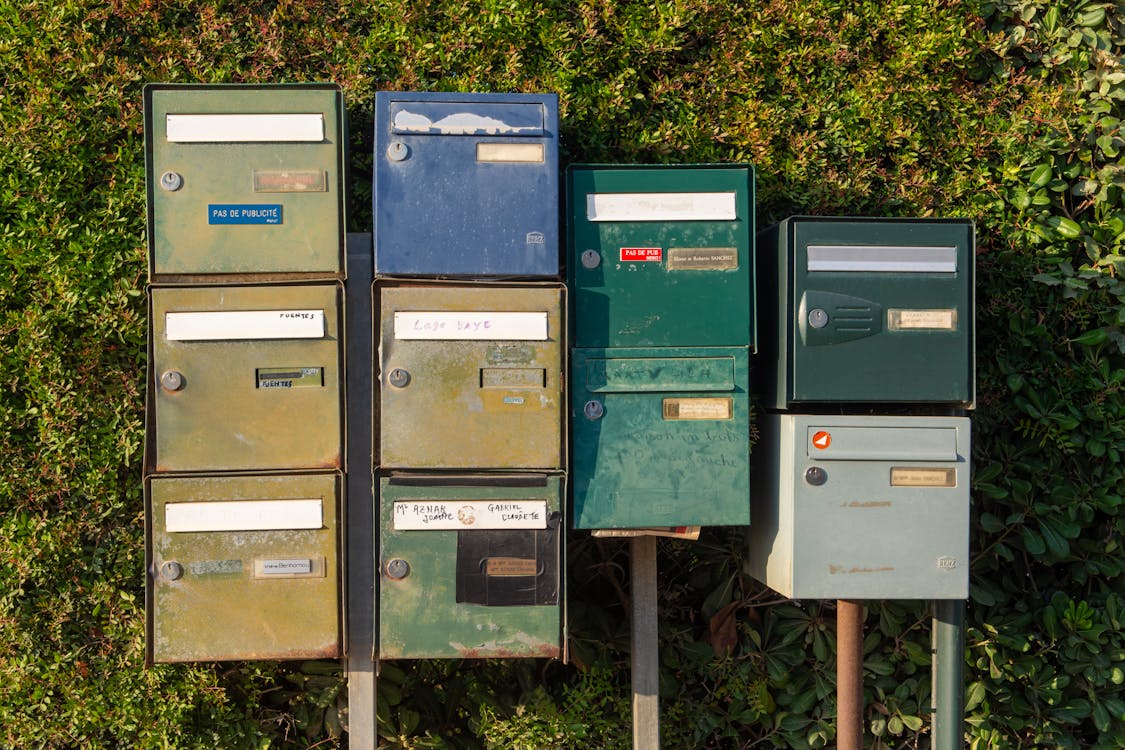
[837,599,864,750]
[631,535,660,750]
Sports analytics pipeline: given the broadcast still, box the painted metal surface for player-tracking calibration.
[757,217,975,408]
[146,473,340,663]
[747,414,970,599]
[149,283,343,473]
[378,473,564,659]
[373,91,559,277]
[567,165,755,349]
[377,282,565,470]
[571,347,751,529]
[145,84,344,277]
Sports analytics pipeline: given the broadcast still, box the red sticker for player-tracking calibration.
[620,247,663,262]
[812,431,832,450]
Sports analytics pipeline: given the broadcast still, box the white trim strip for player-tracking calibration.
[166,114,325,143]
[587,192,737,222]
[394,311,548,340]
[166,499,323,532]
[165,310,325,341]
[807,245,958,273]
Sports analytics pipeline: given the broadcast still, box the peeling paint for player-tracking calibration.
[393,110,538,135]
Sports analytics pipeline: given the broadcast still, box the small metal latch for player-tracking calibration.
[159,171,183,191]
[805,466,828,486]
[160,370,185,391]
[387,142,409,162]
[385,558,410,580]
[808,308,829,329]
[388,368,410,388]
[583,400,604,420]
[581,250,601,269]
[160,561,184,581]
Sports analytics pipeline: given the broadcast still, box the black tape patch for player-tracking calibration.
[455,512,560,606]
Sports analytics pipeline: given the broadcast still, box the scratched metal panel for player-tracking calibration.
[145,84,344,276]
[747,414,970,599]
[571,347,751,529]
[150,283,342,472]
[567,165,755,348]
[377,474,563,659]
[377,283,564,470]
[373,91,559,277]
[147,473,340,662]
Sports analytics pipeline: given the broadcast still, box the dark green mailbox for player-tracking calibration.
[568,165,755,349]
[758,217,974,408]
[571,347,751,529]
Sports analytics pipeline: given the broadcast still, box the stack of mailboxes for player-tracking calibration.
[143,84,347,662]
[746,218,975,600]
[371,92,567,659]
[568,166,756,530]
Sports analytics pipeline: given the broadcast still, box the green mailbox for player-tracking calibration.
[747,414,970,600]
[757,217,974,408]
[145,84,345,277]
[378,474,564,659]
[567,165,755,349]
[146,472,341,663]
[571,347,751,529]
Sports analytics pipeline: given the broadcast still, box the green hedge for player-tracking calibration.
[0,0,1121,747]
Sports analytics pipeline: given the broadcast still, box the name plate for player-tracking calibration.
[393,500,547,530]
[394,311,548,340]
[165,310,325,341]
[166,499,323,532]
[587,192,737,222]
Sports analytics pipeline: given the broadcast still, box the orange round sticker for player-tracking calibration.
[812,430,832,450]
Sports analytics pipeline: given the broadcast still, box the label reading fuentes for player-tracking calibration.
[208,204,283,225]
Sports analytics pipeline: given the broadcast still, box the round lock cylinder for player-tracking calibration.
[583,400,604,420]
[159,171,183,191]
[160,370,185,391]
[387,368,410,388]
[808,308,830,329]
[580,250,601,269]
[160,561,184,581]
[805,466,828,486]
[386,142,409,162]
[385,558,410,580]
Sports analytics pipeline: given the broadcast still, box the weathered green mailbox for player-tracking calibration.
[378,474,564,659]
[747,414,970,599]
[757,217,974,408]
[145,83,345,277]
[146,473,341,662]
[568,165,755,349]
[571,347,751,529]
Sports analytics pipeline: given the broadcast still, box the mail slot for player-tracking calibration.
[149,283,342,472]
[373,91,559,277]
[571,347,750,529]
[378,473,564,659]
[757,217,974,408]
[747,414,970,599]
[145,84,345,277]
[567,165,755,348]
[146,472,340,662]
[377,282,565,470]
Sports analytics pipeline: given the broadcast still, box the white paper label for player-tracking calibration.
[165,310,325,341]
[586,192,738,222]
[476,142,545,162]
[394,311,548,340]
[807,245,958,273]
[166,499,323,532]
[166,114,325,142]
[888,309,957,330]
[393,500,547,530]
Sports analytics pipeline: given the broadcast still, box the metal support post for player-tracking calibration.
[836,600,864,750]
[631,536,660,750]
[932,599,965,750]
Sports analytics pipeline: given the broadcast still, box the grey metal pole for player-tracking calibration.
[932,599,965,750]
[631,535,660,750]
[345,233,378,747]
[836,600,864,750]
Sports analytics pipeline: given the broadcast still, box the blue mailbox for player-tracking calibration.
[373,91,560,277]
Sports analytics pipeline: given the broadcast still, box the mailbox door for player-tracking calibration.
[748,414,970,599]
[571,347,751,528]
[150,284,342,472]
[147,473,340,662]
[378,284,564,470]
[373,92,559,277]
[568,165,755,349]
[145,84,344,276]
[786,218,974,405]
[378,474,563,659]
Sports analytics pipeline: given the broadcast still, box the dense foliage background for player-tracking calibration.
[1,0,1122,747]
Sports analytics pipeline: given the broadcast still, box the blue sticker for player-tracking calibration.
[208,204,283,225]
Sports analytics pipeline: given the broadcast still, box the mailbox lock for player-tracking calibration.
[385,558,410,580]
[387,142,410,162]
[159,171,183,192]
[388,368,411,388]
[805,466,828,486]
[808,308,830,329]
[160,561,184,581]
[581,250,601,269]
[583,400,604,420]
[160,370,185,391]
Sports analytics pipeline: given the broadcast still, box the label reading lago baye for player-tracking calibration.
[662,397,733,420]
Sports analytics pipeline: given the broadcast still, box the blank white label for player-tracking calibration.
[165,310,325,341]
[586,192,737,222]
[393,500,547,530]
[166,499,323,532]
[166,114,325,142]
[394,311,548,340]
[807,245,958,273]
[476,142,544,162]
[888,309,958,331]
